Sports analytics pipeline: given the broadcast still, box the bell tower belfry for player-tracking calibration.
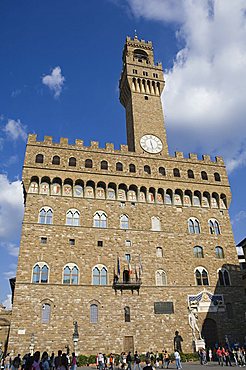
[119,35,168,155]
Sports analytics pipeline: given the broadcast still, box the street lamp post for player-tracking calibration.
[72,321,79,356]
[29,333,35,356]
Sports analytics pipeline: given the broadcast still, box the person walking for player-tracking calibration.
[41,352,50,370]
[224,349,232,366]
[12,355,21,370]
[133,352,141,370]
[126,352,132,370]
[4,354,11,370]
[174,350,182,370]
[70,353,77,370]
[163,352,170,369]
[32,352,41,370]
[54,351,62,370]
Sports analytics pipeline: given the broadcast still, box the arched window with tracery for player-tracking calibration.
[66,209,80,226]
[63,264,79,285]
[120,214,129,229]
[93,211,107,228]
[188,218,200,234]
[209,219,220,235]
[155,270,167,286]
[195,267,209,286]
[218,269,230,286]
[32,263,49,284]
[92,265,107,285]
[39,207,53,224]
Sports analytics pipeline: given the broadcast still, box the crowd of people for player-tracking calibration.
[1,346,246,370]
[0,351,77,370]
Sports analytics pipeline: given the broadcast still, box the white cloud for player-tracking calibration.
[42,66,65,98]
[0,174,24,242]
[125,0,246,172]
[2,294,12,310]
[4,119,27,141]
[232,210,246,225]
[1,242,19,257]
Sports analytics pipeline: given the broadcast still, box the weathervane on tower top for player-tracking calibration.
[134,29,138,39]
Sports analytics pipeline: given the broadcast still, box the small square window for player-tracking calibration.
[133,69,137,74]
[97,240,103,247]
[131,202,136,206]
[69,238,75,246]
[144,96,149,100]
[40,237,47,244]
[120,202,126,208]
[125,240,132,247]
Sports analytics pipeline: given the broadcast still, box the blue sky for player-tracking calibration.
[0,0,246,306]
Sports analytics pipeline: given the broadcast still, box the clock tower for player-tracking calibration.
[119,35,168,155]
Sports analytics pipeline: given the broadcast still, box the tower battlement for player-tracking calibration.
[27,134,224,165]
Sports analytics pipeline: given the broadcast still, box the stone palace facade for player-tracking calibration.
[8,36,246,355]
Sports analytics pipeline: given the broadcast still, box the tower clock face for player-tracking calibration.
[140,134,163,154]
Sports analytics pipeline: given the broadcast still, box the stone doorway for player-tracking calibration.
[201,318,218,349]
[124,336,134,353]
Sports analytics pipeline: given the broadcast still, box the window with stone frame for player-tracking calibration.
[35,154,44,163]
[41,303,51,324]
[39,207,53,224]
[159,167,166,176]
[129,164,136,173]
[201,171,208,180]
[214,172,221,182]
[144,165,151,174]
[193,246,204,258]
[63,265,79,285]
[156,247,163,258]
[92,266,107,285]
[195,267,209,286]
[66,209,80,226]
[52,155,60,165]
[188,218,201,234]
[209,219,220,235]
[124,306,131,322]
[155,270,167,286]
[90,304,98,323]
[69,157,76,167]
[120,214,129,229]
[85,159,93,168]
[32,263,49,284]
[93,211,107,228]
[101,160,108,170]
[218,269,230,286]
[215,246,224,259]
[116,162,123,171]
[173,168,180,177]
[188,169,194,178]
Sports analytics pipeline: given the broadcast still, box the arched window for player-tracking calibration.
[218,269,230,286]
[188,169,194,179]
[85,159,93,168]
[151,216,161,231]
[101,160,108,170]
[124,306,130,322]
[144,165,151,174]
[92,265,107,285]
[188,218,200,234]
[159,167,166,176]
[35,154,44,163]
[155,270,167,286]
[120,214,129,229]
[116,162,123,171]
[93,211,107,228]
[173,168,180,177]
[32,263,49,284]
[66,209,80,226]
[41,303,51,324]
[39,207,53,224]
[209,219,220,235]
[195,267,209,286]
[69,157,76,167]
[214,173,221,182]
[201,171,208,180]
[90,304,98,323]
[63,264,79,285]
[156,247,163,258]
[215,246,224,259]
[193,246,204,258]
[129,164,136,173]
[52,156,60,165]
